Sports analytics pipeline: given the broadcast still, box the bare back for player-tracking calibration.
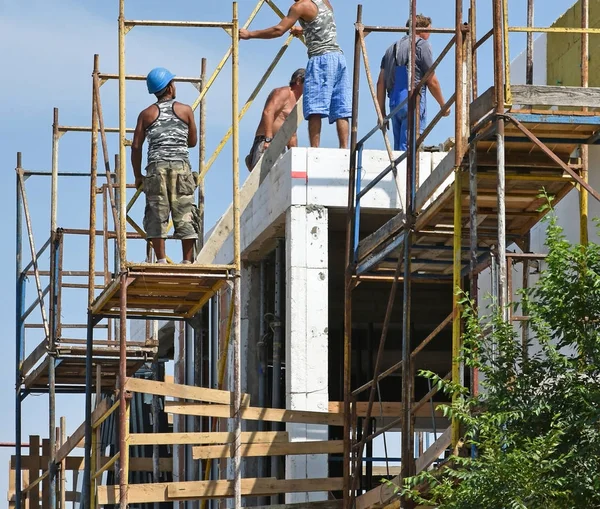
[255,86,297,138]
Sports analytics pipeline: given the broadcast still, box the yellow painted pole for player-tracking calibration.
[581,0,589,246]
[452,170,463,448]
[502,0,512,105]
[118,0,127,269]
[191,0,267,111]
[90,429,97,508]
[231,4,242,507]
[509,26,600,34]
[200,35,294,179]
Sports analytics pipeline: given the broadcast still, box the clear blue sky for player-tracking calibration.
[0,0,577,499]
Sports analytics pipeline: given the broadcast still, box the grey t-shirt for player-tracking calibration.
[380,36,433,97]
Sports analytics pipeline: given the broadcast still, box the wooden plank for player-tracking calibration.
[357,212,405,263]
[192,440,344,460]
[28,436,40,508]
[9,490,81,504]
[128,431,289,446]
[414,149,456,213]
[8,461,15,508]
[168,478,343,500]
[165,402,344,426]
[470,86,494,125]
[252,502,342,509]
[41,440,49,509]
[23,357,50,389]
[55,399,110,464]
[363,465,402,477]
[512,84,600,108]
[124,377,250,406]
[356,474,399,509]
[415,426,451,474]
[89,277,121,315]
[196,100,304,265]
[328,402,444,419]
[20,339,48,376]
[98,477,342,504]
[357,428,452,509]
[13,455,173,472]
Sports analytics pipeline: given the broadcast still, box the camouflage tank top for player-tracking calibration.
[146,99,189,164]
[299,0,341,58]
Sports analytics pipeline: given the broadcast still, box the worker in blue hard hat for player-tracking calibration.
[131,67,199,264]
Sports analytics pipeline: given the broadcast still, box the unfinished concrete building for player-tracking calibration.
[9,0,600,508]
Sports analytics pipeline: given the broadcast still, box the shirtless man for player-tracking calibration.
[240,0,351,149]
[245,68,305,171]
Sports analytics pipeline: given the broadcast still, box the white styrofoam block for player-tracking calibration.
[210,147,449,264]
[305,206,328,269]
[286,206,308,268]
[305,268,328,395]
[304,147,439,210]
[286,264,308,403]
[418,151,433,187]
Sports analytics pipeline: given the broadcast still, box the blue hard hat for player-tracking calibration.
[146,67,176,94]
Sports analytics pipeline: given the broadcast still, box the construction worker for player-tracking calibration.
[377,14,449,152]
[245,68,305,172]
[240,0,351,150]
[131,67,199,264]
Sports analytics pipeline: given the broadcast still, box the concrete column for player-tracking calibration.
[285,204,329,503]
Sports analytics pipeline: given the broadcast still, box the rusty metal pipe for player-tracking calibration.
[343,4,362,505]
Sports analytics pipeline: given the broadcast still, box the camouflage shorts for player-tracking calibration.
[143,160,199,240]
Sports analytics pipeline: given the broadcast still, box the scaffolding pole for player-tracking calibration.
[581,0,589,246]
[343,4,363,505]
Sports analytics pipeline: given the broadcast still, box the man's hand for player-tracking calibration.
[290,26,303,37]
[135,175,144,190]
[239,28,252,40]
[441,105,451,117]
[263,141,271,151]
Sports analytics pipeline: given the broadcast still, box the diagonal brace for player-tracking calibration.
[506,114,600,203]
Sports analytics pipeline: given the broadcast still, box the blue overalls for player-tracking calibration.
[389,43,427,151]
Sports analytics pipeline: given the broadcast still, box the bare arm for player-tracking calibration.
[427,74,449,115]
[377,69,387,120]
[240,4,302,39]
[131,111,147,187]
[185,105,198,147]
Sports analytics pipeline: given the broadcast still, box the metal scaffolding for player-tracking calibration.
[344,0,599,507]
[11,0,317,507]
[11,0,600,508]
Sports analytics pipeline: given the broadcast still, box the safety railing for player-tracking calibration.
[349,15,463,270]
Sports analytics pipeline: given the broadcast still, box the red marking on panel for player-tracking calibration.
[291,171,308,181]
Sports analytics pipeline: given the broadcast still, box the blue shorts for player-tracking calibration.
[303,52,352,124]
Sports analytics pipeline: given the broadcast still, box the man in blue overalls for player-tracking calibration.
[377,14,449,151]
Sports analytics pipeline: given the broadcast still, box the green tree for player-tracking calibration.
[399,213,600,508]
